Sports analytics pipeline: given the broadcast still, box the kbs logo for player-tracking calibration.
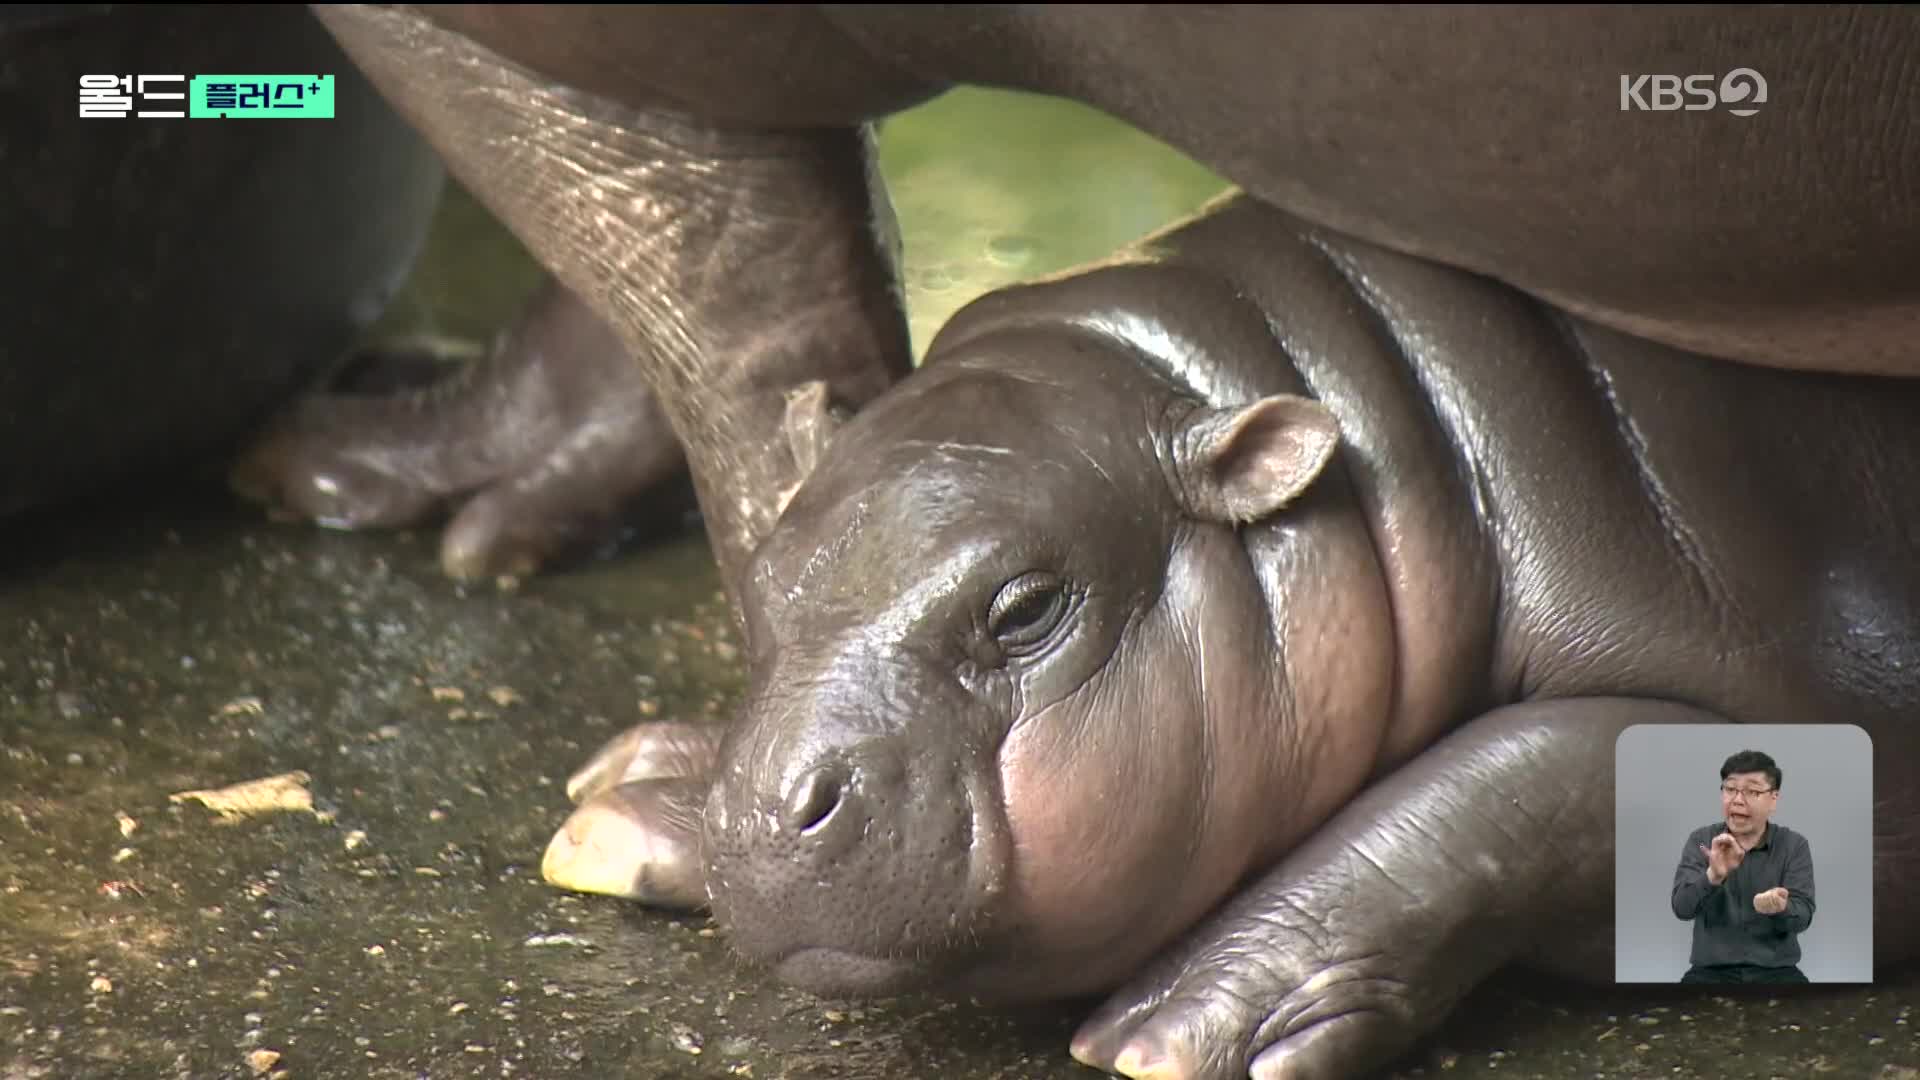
[1619,68,1767,116]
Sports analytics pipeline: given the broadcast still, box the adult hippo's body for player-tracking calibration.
[554,194,1920,1079]
[244,4,1920,603]
[0,5,443,520]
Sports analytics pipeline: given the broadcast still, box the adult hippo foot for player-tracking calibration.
[541,720,723,910]
[231,276,690,581]
[1069,700,1714,1080]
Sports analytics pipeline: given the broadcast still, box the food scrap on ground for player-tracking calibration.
[168,771,316,821]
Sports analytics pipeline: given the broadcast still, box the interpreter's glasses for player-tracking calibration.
[1720,785,1775,802]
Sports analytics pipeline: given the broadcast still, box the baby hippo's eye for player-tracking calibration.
[988,571,1070,651]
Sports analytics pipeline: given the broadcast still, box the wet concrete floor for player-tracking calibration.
[5,87,1918,1080]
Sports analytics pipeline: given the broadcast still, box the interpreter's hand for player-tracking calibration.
[1753,886,1790,915]
[1701,832,1746,884]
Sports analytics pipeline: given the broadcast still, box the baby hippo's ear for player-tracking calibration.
[1170,395,1340,524]
[778,380,849,515]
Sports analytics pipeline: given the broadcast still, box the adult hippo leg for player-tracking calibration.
[231,276,691,580]
[249,4,934,597]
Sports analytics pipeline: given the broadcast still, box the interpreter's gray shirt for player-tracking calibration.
[1671,821,1816,969]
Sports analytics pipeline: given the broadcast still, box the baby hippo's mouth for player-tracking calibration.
[771,948,930,997]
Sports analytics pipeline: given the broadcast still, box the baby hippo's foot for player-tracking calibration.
[541,721,724,910]
[1066,869,1446,1080]
[230,276,690,581]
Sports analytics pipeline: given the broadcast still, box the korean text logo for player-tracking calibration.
[79,75,335,119]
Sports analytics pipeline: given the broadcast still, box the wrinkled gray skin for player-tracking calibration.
[0,4,443,522]
[230,275,697,580]
[278,6,1920,1079]
[577,195,1920,1079]
[249,5,1920,600]
[239,5,928,596]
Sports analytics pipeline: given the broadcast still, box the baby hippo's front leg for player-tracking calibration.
[1071,699,1726,1080]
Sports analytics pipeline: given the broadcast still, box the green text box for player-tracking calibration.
[190,75,333,119]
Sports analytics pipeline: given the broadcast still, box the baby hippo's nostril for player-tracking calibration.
[782,762,850,836]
